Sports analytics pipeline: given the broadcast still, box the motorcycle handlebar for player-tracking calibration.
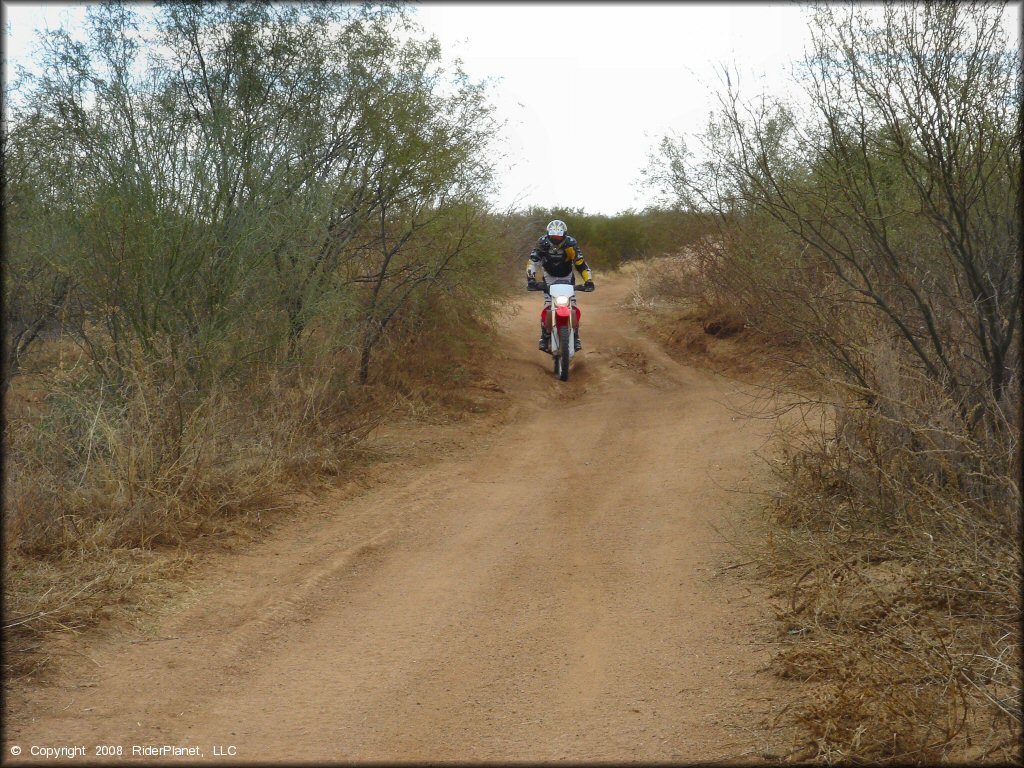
[527,282,595,293]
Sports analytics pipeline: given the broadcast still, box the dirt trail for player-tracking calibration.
[5,272,794,762]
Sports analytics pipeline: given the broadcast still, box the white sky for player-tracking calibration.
[412,2,814,214]
[4,1,1023,215]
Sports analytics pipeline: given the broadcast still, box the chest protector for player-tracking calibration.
[538,236,577,277]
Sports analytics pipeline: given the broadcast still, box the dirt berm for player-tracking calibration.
[4,271,798,762]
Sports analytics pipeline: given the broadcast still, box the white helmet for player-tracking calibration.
[546,220,568,243]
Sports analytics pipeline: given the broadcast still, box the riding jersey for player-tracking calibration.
[526,234,592,283]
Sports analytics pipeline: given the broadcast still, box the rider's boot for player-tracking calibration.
[574,330,582,352]
[539,328,551,352]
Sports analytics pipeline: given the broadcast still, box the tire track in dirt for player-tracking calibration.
[4,272,798,763]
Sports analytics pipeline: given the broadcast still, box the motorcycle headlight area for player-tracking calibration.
[553,295,570,307]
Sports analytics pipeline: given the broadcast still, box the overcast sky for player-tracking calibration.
[4,2,1022,215]
[412,2,815,214]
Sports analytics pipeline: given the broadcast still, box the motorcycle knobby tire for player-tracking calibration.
[557,326,570,382]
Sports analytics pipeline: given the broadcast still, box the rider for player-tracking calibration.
[526,219,595,352]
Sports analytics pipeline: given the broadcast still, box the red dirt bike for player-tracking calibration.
[528,279,592,382]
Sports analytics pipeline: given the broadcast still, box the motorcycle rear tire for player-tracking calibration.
[557,326,570,382]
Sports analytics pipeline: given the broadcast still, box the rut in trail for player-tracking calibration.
[5,273,795,763]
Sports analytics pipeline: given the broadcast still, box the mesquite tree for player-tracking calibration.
[654,2,1020,425]
[3,2,499,389]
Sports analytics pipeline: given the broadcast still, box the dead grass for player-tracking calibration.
[2,307,508,679]
[3,362,364,675]
[620,254,810,388]
[3,547,194,680]
[627,253,1022,764]
[371,289,515,421]
[763,409,1021,763]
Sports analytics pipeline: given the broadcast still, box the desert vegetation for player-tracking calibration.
[3,0,1019,762]
[3,2,513,669]
[502,206,710,273]
[644,2,1021,761]
[1,1,696,672]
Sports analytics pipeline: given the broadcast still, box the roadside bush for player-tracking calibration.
[769,355,1020,762]
[5,356,371,556]
[649,1,1021,761]
[2,2,509,663]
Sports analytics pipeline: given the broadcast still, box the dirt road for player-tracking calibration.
[5,272,793,762]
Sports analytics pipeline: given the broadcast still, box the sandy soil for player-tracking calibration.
[4,272,798,763]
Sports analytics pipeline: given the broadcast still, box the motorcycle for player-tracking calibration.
[528,279,592,382]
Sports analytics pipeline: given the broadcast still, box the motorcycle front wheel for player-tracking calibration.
[557,326,570,382]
